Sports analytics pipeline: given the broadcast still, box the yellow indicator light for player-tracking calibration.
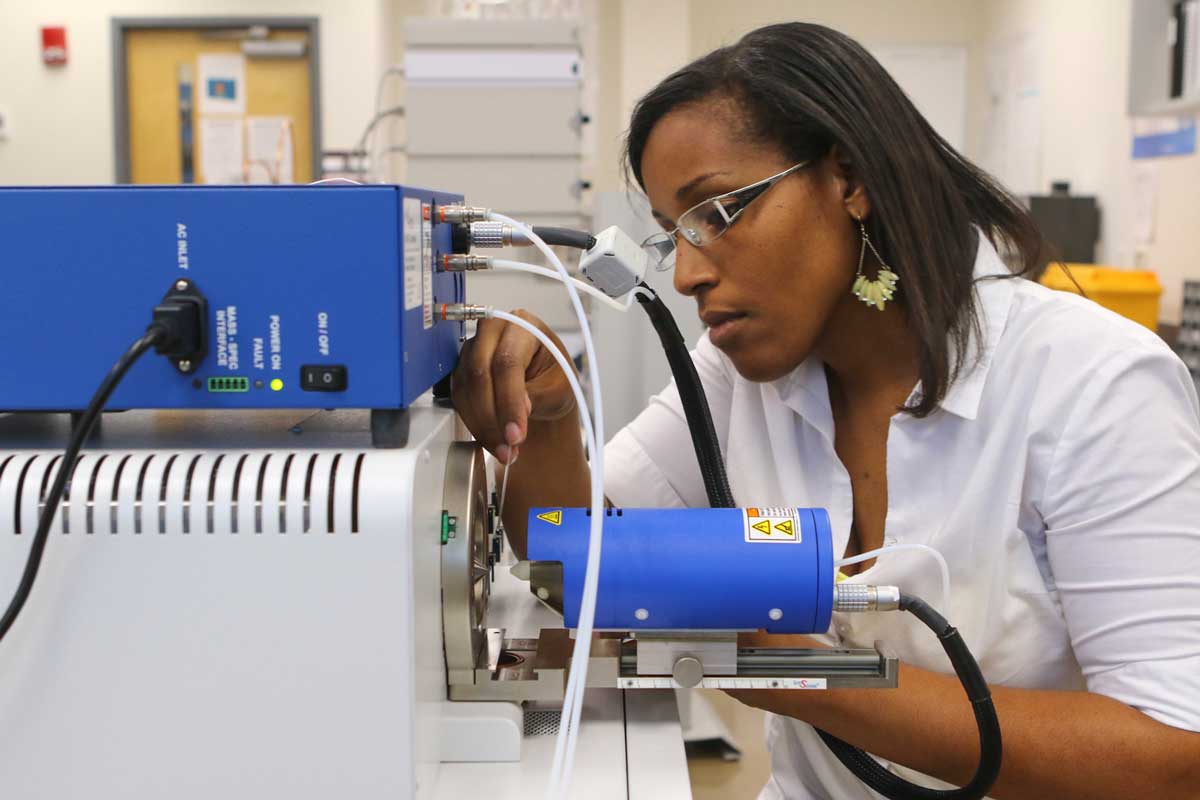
[270,378,284,391]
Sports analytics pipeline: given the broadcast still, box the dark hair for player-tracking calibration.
[624,23,1047,417]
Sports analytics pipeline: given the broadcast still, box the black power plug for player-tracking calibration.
[152,278,208,372]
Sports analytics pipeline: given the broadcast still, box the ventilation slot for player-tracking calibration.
[302,454,318,533]
[86,454,109,534]
[133,456,154,534]
[36,455,63,530]
[523,710,561,737]
[326,454,342,534]
[182,455,201,534]
[158,455,179,534]
[278,453,296,534]
[13,456,37,534]
[254,454,272,534]
[230,454,249,534]
[351,453,365,534]
[206,455,225,534]
[109,455,133,534]
[61,455,83,534]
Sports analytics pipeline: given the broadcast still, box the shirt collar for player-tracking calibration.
[937,232,1016,420]
[772,230,1015,425]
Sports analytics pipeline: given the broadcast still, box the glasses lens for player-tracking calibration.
[641,232,677,271]
[678,199,731,247]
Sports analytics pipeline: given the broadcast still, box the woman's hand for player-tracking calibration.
[450,309,578,464]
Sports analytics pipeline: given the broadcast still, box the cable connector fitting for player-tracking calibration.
[441,254,492,272]
[469,222,533,248]
[833,584,901,613]
[439,303,490,322]
[438,205,492,224]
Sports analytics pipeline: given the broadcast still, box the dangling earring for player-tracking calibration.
[851,218,899,311]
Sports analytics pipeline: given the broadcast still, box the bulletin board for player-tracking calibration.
[112,18,322,184]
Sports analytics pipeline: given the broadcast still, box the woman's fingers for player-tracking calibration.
[450,311,574,464]
[491,319,541,449]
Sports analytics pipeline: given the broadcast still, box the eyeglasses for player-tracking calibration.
[640,161,809,271]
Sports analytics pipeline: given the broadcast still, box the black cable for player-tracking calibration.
[814,593,1002,800]
[530,226,597,251]
[633,283,736,508]
[0,325,167,644]
[630,280,1001,797]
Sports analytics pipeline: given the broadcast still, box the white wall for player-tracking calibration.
[977,0,1200,323]
[0,0,393,184]
[688,0,982,148]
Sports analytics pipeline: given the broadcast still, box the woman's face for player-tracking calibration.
[639,97,865,382]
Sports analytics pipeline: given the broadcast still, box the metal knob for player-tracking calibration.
[672,656,704,688]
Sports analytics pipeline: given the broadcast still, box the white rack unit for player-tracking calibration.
[404,18,590,330]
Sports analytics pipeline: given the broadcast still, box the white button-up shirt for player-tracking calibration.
[603,234,1200,799]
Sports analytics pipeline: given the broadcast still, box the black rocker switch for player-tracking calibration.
[300,365,348,392]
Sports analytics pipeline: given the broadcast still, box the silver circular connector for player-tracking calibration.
[469,222,508,248]
[833,583,901,613]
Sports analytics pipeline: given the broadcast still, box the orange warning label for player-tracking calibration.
[537,510,563,526]
[744,507,800,543]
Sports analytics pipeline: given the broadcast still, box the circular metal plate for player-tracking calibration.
[441,443,491,683]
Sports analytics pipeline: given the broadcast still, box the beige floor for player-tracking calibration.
[686,690,771,800]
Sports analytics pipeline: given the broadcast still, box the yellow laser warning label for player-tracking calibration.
[744,507,801,543]
[537,510,563,526]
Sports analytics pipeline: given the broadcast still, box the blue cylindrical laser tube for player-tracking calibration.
[526,507,834,634]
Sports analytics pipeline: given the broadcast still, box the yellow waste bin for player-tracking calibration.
[1039,263,1162,332]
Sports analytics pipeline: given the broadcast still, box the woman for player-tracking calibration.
[451,22,1200,799]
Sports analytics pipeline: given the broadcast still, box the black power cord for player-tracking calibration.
[0,327,164,643]
[0,289,207,645]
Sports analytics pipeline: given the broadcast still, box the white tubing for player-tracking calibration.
[490,259,634,312]
[487,213,604,800]
[836,543,951,609]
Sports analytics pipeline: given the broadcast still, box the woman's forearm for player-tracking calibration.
[498,410,590,559]
[733,662,1200,799]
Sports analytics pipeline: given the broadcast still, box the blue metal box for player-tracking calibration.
[0,185,464,410]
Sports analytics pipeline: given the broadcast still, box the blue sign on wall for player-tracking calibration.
[1132,118,1197,159]
[206,78,237,102]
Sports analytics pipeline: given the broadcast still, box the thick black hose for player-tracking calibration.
[815,593,1002,800]
[0,326,166,643]
[633,283,735,509]
[531,226,597,251]
[631,277,1001,798]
